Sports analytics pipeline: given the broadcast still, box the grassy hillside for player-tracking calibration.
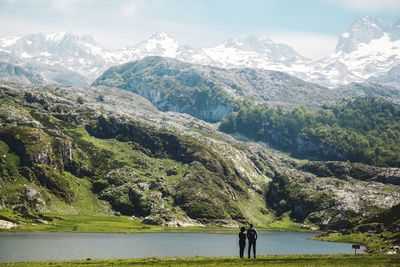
[0,82,277,230]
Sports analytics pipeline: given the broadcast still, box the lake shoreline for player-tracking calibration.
[0,213,314,234]
[0,231,361,263]
[2,213,383,255]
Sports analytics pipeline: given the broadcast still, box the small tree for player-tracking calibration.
[77,96,85,104]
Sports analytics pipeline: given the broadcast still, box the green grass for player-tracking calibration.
[70,126,187,183]
[260,213,305,232]
[1,255,399,267]
[44,172,110,216]
[2,214,159,233]
[0,212,309,234]
[315,232,399,254]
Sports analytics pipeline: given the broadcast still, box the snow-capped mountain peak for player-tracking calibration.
[312,16,400,87]
[203,34,309,71]
[129,32,182,58]
[336,16,387,53]
[146,31,176,41]
[0,31,107,57]
[113,32,213,65]
[223,35,274,50]
[45,31,69,42]
[0,31,110,83]
[215,35,306,61]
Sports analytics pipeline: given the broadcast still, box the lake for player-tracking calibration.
[0,231,362,262]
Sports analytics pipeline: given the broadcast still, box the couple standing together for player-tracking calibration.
[238,224,258,258]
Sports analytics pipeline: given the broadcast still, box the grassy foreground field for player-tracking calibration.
[1,255,399,267]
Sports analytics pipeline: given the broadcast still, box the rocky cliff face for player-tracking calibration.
[0,62,44,85]
[92,57,240,122]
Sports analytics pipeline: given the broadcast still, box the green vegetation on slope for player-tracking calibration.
[0,84,279,230]
[1,255,399,267]
[220,98,400,167]
[316,232,399,254]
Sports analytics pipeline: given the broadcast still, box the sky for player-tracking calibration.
[0,0,399,60]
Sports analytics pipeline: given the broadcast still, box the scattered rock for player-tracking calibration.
[0,219,17,229]
[166,166,179,176]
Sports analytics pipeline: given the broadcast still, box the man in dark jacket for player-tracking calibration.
[238,226,246,258]
[247,224,257,258]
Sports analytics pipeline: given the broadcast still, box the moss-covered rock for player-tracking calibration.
[31,165,74,204]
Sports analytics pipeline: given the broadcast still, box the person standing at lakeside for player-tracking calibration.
[247,224,257,258]
[238,227,246,258]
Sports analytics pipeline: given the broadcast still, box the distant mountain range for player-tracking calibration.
[0,16,399,88]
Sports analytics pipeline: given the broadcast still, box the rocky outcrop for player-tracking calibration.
[93,57,238,122]
[301,161,400,186]
[0,219,17,229]
[267,163,400,230]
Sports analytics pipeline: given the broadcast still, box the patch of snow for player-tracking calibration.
[40,52,51,57]
[0,36,21,47]
[20,52,32,58]
[45,31,67,42]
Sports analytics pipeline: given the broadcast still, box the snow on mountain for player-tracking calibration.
[112,32,213,65]
[202,35,313,80]
[0,32,112,83]
[204,35,309,66]
[335,16,387,53]
[0,16,398,88]
[310,16,400,87]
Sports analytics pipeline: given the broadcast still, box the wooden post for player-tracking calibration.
[352,244,360,255]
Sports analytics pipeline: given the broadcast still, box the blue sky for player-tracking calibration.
[0,0,399,59]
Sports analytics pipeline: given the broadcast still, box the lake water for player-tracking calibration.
[0,231,362,262]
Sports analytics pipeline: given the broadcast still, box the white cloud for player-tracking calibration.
[48,0,89,11]
[331,0,400,12]
[269,31,338,60]
[118,0,143,17]
[1,0,95,13]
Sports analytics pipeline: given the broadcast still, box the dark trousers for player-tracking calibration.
[248,240,256,258]
[239,241,246,258]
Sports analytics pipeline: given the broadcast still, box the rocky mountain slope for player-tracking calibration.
[0,82,399,245]
[0,32,215,86]
[0,62,44,84]
[92,56,400,122]
[0,16,398,88]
